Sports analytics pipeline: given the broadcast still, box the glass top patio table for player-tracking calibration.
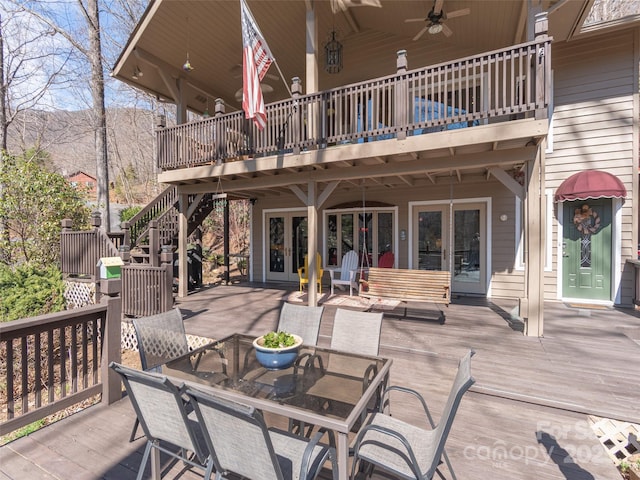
[161,333,392,480]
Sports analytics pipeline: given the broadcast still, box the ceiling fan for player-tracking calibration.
[234,84,274,102]
[230,63,278,82]
[230,63,277,102]
[405,0,470,41]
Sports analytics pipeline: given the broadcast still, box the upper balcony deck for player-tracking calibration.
[157,37,551,188]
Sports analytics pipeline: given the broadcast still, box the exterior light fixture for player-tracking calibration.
[183,17,194,72]
[324,30,343,74]
[428,23,443,35]
[132,66,143,80]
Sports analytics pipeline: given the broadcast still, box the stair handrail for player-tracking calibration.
[124,185,178,247]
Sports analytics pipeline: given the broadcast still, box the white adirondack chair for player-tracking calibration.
[328,250,359,296]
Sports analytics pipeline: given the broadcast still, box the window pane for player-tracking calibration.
[328,214,337,266]
[377,212,393,256]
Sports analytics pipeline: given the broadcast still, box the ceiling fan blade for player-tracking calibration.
[231,64,278,81]
[433,0,444,15]
[445,7,470,19]
[405,18,426,22]
[235,84,274,101]
[442,23,453,37]
[413,26,428,41]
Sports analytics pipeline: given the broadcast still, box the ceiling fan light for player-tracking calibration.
[428,23,443,34]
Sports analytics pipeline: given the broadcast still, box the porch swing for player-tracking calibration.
[357,182,372,292]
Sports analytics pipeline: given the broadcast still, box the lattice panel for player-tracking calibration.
[64,281,96,309]
[589,415,640,465]
[120,321,213,353]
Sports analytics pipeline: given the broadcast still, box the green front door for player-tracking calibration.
[562,199,612,301]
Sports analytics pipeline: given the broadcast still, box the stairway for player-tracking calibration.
[124,186,219,264]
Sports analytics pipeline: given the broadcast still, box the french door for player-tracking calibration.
[412,201,487,295]
[265,211,308,282]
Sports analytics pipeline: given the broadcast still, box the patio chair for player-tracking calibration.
[109,362,213,480]
[298,253,323,293]
[350,350,476,480]
[277,302,324,346]
[185,387,338,480]
[303,309,384,432]
[328,250,359,296]
[130,307,203,442]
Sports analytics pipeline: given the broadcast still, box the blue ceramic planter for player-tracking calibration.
[253,334,303,370]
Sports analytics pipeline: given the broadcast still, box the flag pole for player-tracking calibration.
[272,61,293,98]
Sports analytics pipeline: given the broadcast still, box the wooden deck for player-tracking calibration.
[2,283,639,480]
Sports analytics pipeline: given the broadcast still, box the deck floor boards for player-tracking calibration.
[2,283,639,479]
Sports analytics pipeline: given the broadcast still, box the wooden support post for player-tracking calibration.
[224,198,230,284]
[292,77,302,155]
[149,219,159,267]
[178,193,188,298]
[395,50,408,140]
[215,98,225,164]
[307,180,318,306]
[534,12,549,120]
[99,278,122,405]
[524,145,545,336]
[121,221,131,250]
[160,245,174,312]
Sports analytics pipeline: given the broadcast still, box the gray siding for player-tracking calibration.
[546,27,638,304]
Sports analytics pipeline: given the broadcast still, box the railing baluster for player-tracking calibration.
[70,325,78,394]
[59,326,67,399]
[35,333,42,408]
[47,330,54,404]
[21,336,28,415]
[6,339,14,420]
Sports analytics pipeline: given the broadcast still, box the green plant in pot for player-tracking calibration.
[253,330,303,370]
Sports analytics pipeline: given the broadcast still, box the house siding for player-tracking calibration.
[247,26,638,307]
[546,27,638,305]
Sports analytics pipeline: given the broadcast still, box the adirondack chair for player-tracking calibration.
[328,250,359,296]
[298,252,323,293]
[378,251,394,268]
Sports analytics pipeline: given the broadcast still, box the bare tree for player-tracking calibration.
[12,0,112,230]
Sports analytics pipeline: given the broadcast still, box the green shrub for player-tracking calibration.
[0,264,66,322]
[119,205,143,223]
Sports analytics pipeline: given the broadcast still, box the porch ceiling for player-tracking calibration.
[113,0,590,116]
[160,118,546,200]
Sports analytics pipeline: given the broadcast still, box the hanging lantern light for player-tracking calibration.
[183,17,194,72]
[324,30,343,74]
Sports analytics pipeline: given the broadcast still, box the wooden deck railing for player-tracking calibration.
[123,185,178,247]
[0,298,122,436]
[157,36,551,170]
[121,263,174,317]
[60,220,119,278]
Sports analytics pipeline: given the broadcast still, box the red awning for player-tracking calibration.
[554,170,627,202]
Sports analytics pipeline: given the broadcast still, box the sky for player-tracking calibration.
[1,0,147,112]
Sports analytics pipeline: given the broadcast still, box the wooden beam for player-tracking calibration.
[177,148,538,194]
[159,119,548,185]
[489,167,525,199]
[317,181,339,209]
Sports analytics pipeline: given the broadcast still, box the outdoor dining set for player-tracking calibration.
[112,302,475,480]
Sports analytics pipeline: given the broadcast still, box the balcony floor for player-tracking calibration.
[2,283,639,480]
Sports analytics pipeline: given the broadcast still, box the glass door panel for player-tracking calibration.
[413,203,486,295]
[266,212,307,282]
[269,216,286,274]
[452,208,482,291]
[416,210,445,271]
[292,216,308,277]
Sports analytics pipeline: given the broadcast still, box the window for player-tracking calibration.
[325,208,395,268]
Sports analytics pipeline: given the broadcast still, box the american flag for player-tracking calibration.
[240,0,274,130]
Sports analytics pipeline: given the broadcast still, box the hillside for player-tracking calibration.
[7,107,160,204]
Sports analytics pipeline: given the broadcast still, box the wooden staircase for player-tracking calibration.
[123,186,220,264]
